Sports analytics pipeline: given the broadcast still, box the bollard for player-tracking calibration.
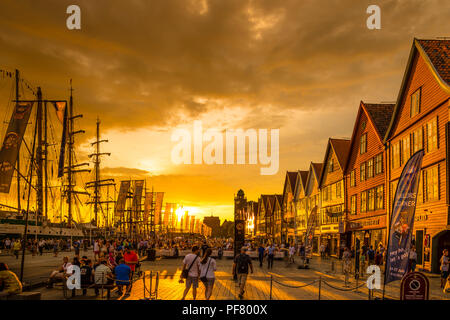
[269,275,273,300]
[142,271,146,299]
[149,271,153,299]
[318,276,321,300]
[155,272,159,300]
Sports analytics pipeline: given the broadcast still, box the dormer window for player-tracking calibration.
[410,88,421,117]
[328,159,334,173]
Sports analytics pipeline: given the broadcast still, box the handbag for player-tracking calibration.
[182,255,198,279]
[200,258,212,284]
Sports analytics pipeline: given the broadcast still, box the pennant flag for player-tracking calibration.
[385,150,424,284]
[143,192,153,224]
[53,101,67,124]
[115,181,131,217]
[56,102,68,178]
[0,102,33,193]
[154,192,164,225]
[132,180,144,219]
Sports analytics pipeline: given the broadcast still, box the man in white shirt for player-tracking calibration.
[181,246,201,300]
[47,256,72,288]
[289,245,296,263]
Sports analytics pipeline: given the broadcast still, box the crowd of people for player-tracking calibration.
[0,236,449,299]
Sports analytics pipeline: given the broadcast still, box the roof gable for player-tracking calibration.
[384,38,450,142]
[319,138,350,186]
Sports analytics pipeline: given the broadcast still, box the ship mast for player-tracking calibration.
[86,118,114,232]
[66,80,89,228]
[15,70,20,215]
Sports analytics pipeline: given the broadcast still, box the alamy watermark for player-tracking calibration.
[170,121,279,175]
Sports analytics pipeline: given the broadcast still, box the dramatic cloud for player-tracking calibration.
[0,0,448,220]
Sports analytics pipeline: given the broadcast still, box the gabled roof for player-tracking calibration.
[344,101,394,172]
[318,138,351,187]
[384,38,450,142]
[294,170,309,201]
[283,171,298,200]
[305,162,323,196]
[364,103,395,139]
[275,194,283,209]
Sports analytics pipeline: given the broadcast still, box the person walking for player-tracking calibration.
[288,244,296,264]
[12,239,21,260]
[233,247,253,299]
[343,247,352,287]
[266,244,275,269]
[367,245,375,266]
[200,248,216,300]
[180,246,201,300]
[440,249,449,289]
[408,246,418,272]
[257,244,265,267]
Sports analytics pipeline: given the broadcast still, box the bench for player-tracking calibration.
[7,291,41,300]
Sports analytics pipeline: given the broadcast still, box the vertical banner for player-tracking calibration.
[132,180,144,219]
[305,206,318,247]
[115,181,130,217]
[154,192,164,225]
[143,192,153,224]
[164,203,171,226]
[0,102,33,193]
[385,150,424,284]
[53,102,68,178]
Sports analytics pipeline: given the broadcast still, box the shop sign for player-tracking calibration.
[346,215,386,232]
[400,272,429,300]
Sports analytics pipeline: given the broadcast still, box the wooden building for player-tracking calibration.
[282,171,300,244]
[294,170,309,243]
[304,162,323,254]
[319,138,351,257]
[384,39,450,273]
[344,101,394,251]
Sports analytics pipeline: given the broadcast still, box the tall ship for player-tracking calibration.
[0,69,98,239]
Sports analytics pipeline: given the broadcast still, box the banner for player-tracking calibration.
[143,192,153,224]
[0,102,34,193]
[190,217,195,233]
[54,102,68,178]
[305,206,318,248]
[132,180,144,219]
[184,211,189,231]
[114,180,130,217]
[385,150,424,284]
[154,192,164,225]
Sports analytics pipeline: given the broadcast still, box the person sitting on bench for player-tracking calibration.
[94,259,114,299]
[0,263,22,299]
[47,256,72,288]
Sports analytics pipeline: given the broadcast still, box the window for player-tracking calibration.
[360,133,367,154]
[391,141,401,169]
[367,158,374,179]
[424,165,439,202]
[336,182,342,198]
[368,188,375,211]
[328,158,334,173]
[375,185,384,210]
[350,170,356,187]
[426,117,438,153]
[417,172,423,205]
[360,163,366,181]
[402,135,410,164]
[410,88,421,117]
[375,154,383,175]
[350,195,357,215]
[360,191,367,213]
[412,127,423,153]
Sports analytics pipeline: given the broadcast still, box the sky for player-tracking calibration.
[0,0,449,222]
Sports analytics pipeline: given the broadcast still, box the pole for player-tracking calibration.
[19,89,39,282]
[68,81,73,228]
[15,70,20,216]
[36,86,43,221]
[94,118,100,227]
[44,101,48,221]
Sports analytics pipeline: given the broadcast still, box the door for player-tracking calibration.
[416,230,423,265]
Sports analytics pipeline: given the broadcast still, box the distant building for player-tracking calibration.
[203,216,221,237]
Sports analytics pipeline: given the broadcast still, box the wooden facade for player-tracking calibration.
[282,171,299,244]
[344,102,394,251]
[384,39,450,272]
[304,162,323,254]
